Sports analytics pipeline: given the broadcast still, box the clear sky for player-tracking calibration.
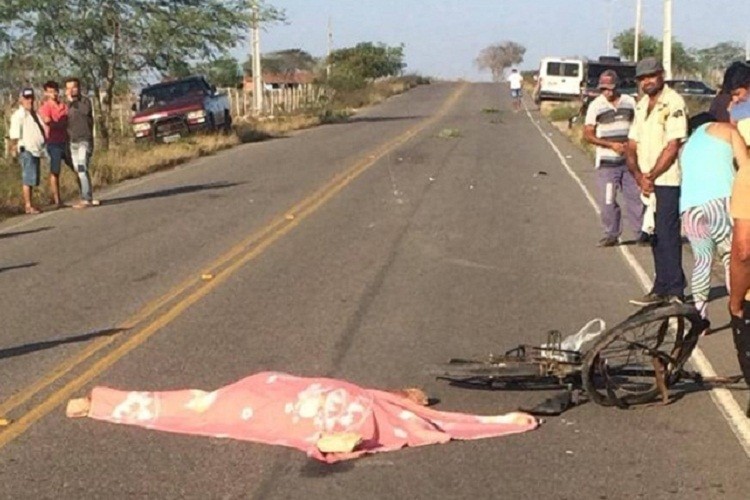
[233,0,750,81]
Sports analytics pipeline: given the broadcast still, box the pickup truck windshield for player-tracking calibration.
[140,79,207,110]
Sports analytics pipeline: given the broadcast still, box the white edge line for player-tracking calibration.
[523,103,750,459]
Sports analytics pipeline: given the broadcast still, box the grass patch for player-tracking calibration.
[437,127,461,139]
[547,104,580,122]
[0,75,431,220]
[481,108,500,114]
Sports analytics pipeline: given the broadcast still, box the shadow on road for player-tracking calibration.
[103,181,244,205]
[0,227,53,240]
[0,262,38,273]
[0,328,125,360]
[344,115,423,124]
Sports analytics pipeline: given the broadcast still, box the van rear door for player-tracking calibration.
[541,60,582,99]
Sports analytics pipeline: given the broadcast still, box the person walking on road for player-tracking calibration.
[38,80,69,208]
[64,77,99,208]
[583,70,645,247]
[507,68,523,112]
[8,88,47,214]
[626,57,688,306]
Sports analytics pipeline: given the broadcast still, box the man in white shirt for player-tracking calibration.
[507,68,524,112]
[8,88,47,214]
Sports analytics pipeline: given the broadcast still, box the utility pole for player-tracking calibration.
[606,0,613,56]
[326,17,333,79]
[634,0,642,62]
[662,0,673,79]
[251,2,263,115]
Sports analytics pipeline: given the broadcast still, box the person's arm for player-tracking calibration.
[644,139,682,180]
[731,128,750,170]
[583,125,626,153]
[8,112,21,158]
[730,219,750,316]
[625,139,645,188]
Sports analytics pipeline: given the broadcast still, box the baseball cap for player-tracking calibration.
[598,70,619,89]
[19,88,35,99]
[635,57,664,78]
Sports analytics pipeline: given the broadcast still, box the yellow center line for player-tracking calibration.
[0,83,467,449]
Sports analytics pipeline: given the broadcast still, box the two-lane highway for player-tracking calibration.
[0,82,748,499]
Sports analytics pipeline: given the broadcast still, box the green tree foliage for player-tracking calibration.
[2,0,285,148]
[612,29,699,75]
[195,57,242,88]
[244,49,318,76]
[475,41,526,82]
[327,42,406,90]
[691,41,747,80]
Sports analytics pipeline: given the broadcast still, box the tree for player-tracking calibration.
[244,49,317,76]
[3,1,284,149]
[196,57,242,88]
[612,29,699,76]
[475,41,526,82]
[692,41,747,81]
[329,43,405,79]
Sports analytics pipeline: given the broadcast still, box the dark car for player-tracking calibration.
[131,76,232,142]
[666,79,717,97]
[580,57,638,116]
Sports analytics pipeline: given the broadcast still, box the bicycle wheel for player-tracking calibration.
[581,302,703,407]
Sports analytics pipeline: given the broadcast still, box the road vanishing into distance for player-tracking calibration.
[1,82,749,499]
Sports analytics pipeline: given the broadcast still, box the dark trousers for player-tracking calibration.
[651,186,685,296]
[730,302,750,397]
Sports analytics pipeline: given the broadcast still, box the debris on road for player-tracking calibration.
[437,128,461,139]
[285,214,296,220]
[66,372,538,463]
[481,108,500,114]
[201,273,214,281]
[0,417,11,427]
[533,171,548,177]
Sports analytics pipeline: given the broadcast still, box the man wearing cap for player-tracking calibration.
[626,57,689,306]
[8,88,47,214]
[584,69,644,247]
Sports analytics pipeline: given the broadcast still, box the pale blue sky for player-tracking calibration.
[233,0,750,81]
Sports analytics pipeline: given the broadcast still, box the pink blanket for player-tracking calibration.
[80,372,538,462]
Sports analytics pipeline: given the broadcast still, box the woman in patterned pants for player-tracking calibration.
[680,117,750,326]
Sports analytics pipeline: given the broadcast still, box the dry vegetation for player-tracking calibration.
[538,95,712,159]
[0,76,427,220]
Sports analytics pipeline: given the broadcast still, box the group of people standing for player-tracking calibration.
[585,57,750,393]
[7,78,97,214]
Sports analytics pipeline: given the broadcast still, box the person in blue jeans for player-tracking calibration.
[8,88,47,214]
[39,80,70,208]
[64,77,99,208]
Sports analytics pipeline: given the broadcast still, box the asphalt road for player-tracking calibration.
[0,82,748,499]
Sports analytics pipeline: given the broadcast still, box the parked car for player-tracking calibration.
[131,76,232,142]
[580,57,638,110]
[665,79,717,97]
[535,57,585,103]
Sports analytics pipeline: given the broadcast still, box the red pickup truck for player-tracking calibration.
[131,76,232,142]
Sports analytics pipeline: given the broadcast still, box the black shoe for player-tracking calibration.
[629,292,667,306]
[635,232,653,247]
[597,236,619,247]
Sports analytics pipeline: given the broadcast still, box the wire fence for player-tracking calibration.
[0,84,327,157]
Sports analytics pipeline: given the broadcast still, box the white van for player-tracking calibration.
[536,57,585,102]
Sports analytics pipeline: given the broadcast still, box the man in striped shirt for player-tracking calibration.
[584,70,645,247]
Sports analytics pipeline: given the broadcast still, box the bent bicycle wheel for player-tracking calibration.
[581,302,704,407]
